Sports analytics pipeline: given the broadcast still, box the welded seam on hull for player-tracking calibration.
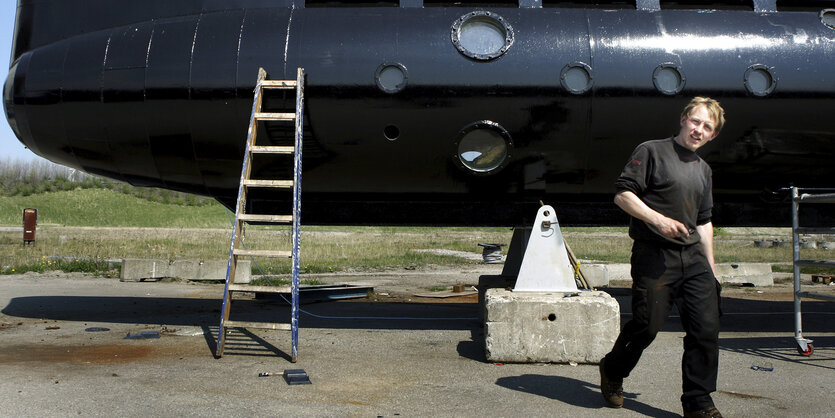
[189,14,202,101]
[284,4,296,76]
[236,10,245,87]
[145,25,154,102]
[655,14,682,62]
[101,36,111,103]
[187,14,210,194]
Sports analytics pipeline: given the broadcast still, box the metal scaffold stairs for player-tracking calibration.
[217,67,305,362]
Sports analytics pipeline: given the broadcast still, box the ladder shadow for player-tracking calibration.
[203,325,293,362]
[718,336,835,371]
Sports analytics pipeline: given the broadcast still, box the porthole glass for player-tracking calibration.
[822,9,835,29]
[375,63,407,93]
[653,63,685,95]
[384,125,400,141]
[455,121,513,174]
[451,11,514,61]
[561,62,593,94]
[744,65,776,97]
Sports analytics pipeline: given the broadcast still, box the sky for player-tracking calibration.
[0,2,44,162]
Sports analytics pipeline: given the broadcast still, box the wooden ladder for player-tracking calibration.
[216,67,305,362]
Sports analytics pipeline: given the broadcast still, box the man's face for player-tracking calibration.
[675,105,717,152]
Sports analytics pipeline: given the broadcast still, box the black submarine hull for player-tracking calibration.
[6,0,835,225]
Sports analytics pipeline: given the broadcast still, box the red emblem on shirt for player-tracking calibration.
[631,159,642,166]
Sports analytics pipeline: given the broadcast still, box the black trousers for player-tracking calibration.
[603,240,721,412]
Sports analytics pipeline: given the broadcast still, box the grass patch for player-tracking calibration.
[0,188,229,228]
[0,188,817,275]
[0,223,810,278]
[1,256,118,277]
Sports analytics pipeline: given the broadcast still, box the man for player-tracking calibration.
[600,97,725,418]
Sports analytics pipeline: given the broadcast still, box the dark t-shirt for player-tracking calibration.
[614,137,712,246]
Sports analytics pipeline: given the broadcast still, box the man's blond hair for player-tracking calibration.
[681,97,725,134]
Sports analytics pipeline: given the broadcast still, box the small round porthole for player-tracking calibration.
[653,63,685,95]
[560,62,593,95]
[384,125,400,141]
[744,64,776,97]
[454,120,513,174]
[451,11,514,61]
[375,63,408,94]
[822,9,835,29]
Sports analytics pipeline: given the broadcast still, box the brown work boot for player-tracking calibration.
[683,406,723,418]
[599,358,623,408]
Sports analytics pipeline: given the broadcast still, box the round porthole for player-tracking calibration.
[560,62,593,95]
[451,11,514,61]
[454,120,513,174]
[653,63,685,95]
[744,64,776,97]
[384,125,400,141]
[822,9,835,29]
[375,63,407,94]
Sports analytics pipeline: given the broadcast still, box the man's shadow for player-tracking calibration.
[495,374,679,417]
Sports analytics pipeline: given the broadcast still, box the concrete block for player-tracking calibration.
[477,275,517,322]
[716,263,773,286]
[197,260,251,283]
[484,288,620,364]
[606,264,632,282]
[578,264,609,288]
[120,259,170,282]
[170,260,198,280]
[120,259,250,283]
[577,263,632,288]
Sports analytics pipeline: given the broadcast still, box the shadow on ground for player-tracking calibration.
[495,374,679,417]
[1,296,478,330]
[3,294,833,366]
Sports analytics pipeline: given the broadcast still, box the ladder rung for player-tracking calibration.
[233,249,292,258]
[260,80,297,89]
[228,284,291,294]
[223,320,291,331]
[250,145,294,155]
[795,259,835,267]
[237,214,293,223]
[242,179,293,189]
[254,112,295,121]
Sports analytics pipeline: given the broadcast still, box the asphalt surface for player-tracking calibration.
[1,269,833,417]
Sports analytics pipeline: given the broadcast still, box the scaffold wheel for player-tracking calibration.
[797,343,814,356]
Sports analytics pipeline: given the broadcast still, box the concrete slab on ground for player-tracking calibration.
[581,262,776,287]
[121,258,250,283]
[716,263,774,286]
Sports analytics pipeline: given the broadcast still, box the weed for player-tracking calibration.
[1,256,118,277]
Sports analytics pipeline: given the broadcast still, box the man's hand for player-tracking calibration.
[614,191,689,239]
[652,215,690,240]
